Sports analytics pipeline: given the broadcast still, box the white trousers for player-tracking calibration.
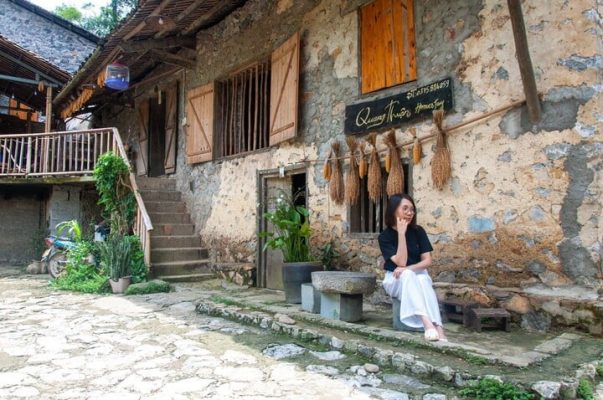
[382,269,442,329]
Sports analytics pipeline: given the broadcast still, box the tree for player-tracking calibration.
[53,0,137,37]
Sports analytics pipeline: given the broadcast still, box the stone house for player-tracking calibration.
[0,0,99,263]
[57,0,602,333]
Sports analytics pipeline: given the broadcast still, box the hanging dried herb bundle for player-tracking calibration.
[385,130,404,196]
[358,141,368,179]
[411,127,422,166]
[345,137,360,205]
[322,149,332,181]
[329,141,344,205]
[431,109,451,190]
[367,133,382,203]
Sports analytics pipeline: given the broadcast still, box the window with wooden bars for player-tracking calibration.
[360,0,417,94]
[350,163,410,234]
[185,32,300,164]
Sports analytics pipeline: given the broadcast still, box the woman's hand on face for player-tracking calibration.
[393,266,406,279]
[396,216,408,234]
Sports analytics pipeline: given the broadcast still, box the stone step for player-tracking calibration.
[152,259,212,276]
[139,190,181,202]
[145,201,187,213]
[158,273,215,283]
[151,247,209,263]
[153,223,195,236]
[148,212,191,224]
[151,235,201,249]
[136,177,177,191]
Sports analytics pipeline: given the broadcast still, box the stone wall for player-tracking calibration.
[102,0,603,331]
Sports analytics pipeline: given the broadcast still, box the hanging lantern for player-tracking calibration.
[105,62,129,91]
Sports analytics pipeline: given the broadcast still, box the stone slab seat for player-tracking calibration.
[311,271,377,323]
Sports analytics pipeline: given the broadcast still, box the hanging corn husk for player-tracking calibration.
[358,141,368,179]
[37,81,45,93]
[431,109,451,190]
[329,141,344,205]
[385,130,404,196]
[411,127,422,166]
[345,137,360,205]
[367,133,382,203]
[322,149,332,181]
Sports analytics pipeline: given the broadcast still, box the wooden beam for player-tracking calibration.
[120,36,196,53]
[149,50,196,69]
[155,0,209,38]
[44,86,52,132]
[123,0,174,41]
[182,1,226,35]
[507,0,541,123]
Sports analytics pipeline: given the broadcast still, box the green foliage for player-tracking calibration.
[54,0,136,37]
[596,364,603,377]
[125,280,170,295]
[98,235,132,281]
[319,241,339,271]
[93,152,136,235]
[261,190,314,263]
[52,241,108,294]
[56,220,83,242]
[577,378,594,400]
[126,235,148,284]
[459,378,534,400]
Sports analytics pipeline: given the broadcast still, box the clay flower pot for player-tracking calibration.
[109,276,131,294]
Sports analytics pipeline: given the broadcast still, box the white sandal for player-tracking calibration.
[424,328,439,342]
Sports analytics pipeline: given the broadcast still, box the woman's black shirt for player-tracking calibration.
[378,226,433,272]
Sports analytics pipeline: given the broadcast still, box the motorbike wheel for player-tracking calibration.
[48,252,68,278]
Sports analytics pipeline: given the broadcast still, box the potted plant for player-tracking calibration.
[261,191,322,303]
[99,235,132,294]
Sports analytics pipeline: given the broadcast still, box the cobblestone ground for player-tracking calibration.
[0,272,427,400]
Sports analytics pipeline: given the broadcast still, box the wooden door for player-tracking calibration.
[136,99,149,176]
[164,85,178,174]
[186,83,214,164]
[148,94,166,177]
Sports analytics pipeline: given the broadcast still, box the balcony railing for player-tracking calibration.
[0,128,154,266]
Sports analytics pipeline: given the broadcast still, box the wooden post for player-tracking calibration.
[507,0,541,123]
[45,85,53,132]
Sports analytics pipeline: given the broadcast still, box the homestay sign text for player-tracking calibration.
[344,78,453,135]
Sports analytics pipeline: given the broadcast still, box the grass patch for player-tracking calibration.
[125,280,170,295]
[596,364,603,377]
[210,295,241,307]
[52,263,108,294]
[577,378,594,400]
[459,378,534,400]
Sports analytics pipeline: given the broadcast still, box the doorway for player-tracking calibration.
[148,93,166,177]
[257,166,307,289]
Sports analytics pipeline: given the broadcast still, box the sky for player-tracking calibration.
[29,0,110,16]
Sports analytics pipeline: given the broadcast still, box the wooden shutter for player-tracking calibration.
[186,83,214,164]
[164,85,178,174]
[136,99,149,176]
[269,32,300,146]
[361,0,416,94]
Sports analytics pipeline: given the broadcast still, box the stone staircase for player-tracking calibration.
[137,177,213,283]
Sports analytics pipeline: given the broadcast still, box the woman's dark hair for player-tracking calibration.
[384,193,417,229]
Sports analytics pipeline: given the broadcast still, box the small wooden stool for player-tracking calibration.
[466,308,511,332]
[441,298,478,326]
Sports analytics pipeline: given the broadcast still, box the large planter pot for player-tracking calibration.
[282,261,323,304]
[109,276,131,294]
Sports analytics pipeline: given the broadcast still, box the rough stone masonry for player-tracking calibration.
[103,0,603,333]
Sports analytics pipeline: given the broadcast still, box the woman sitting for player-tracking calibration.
[378,194,447,342]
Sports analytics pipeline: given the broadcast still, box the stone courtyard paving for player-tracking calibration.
[0,269,453,400]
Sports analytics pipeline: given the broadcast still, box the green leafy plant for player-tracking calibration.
[52,241,108,294]
[459,378,534,400]
[93,152,136,236]
[126,235,148,284]
[596,364,603,377]
[125,280,170,295]
[98,235,132,281]
[261,190,313,263]
[56,220,83,242]
[577,378,594,400]
[320,240,340,271]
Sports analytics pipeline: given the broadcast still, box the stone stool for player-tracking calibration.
[392,298,423,332]
[301,283,321,313]
[311,271,376,323]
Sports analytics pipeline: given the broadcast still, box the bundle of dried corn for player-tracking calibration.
[345,137,360,205]
[329,141,344,205]
[322,149,332,181]
[411,127,422,166]
[37,81,45,93]
[358,141,368,179]
[367,133,382,203]
[97,69,106,88]
[385,130,404,196]
[431,109,451,190]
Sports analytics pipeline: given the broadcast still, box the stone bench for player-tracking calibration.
[465,307,511,332]
[311,271,376,322]
[392,298,424,332]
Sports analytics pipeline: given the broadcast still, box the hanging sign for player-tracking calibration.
[344,78,453,135]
